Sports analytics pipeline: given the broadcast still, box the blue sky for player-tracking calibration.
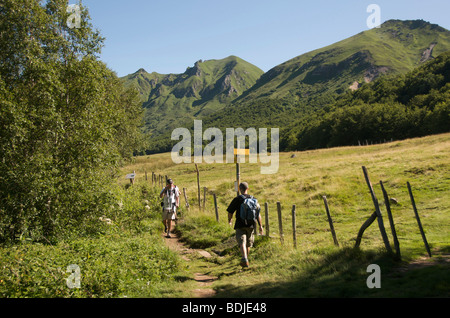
[79,0,450,77]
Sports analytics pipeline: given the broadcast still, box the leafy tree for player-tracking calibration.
[0,0,145,243]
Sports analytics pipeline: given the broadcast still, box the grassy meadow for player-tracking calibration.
[121,132,449,297]
[125,133,449,256]
[1,133,448,298]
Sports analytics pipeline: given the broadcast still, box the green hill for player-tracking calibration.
[202,20,450,141]
[121,56,264,139]
[281,51,450,151]
[236,19,450,104]
[126,20,450,154]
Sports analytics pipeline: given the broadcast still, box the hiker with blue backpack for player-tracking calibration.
[227,182,263,268]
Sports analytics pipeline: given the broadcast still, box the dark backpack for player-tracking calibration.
[239,195,259,226]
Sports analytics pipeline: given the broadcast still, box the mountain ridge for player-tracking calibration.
[122,19,450,154]
[234,19,450,105]
[121,55,264,137]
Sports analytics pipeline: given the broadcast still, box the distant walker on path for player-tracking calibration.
[160,178,180,238]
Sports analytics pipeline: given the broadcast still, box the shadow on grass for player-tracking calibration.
[214,246,450,298]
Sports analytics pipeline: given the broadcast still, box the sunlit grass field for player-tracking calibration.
[119,133,449,297]
[123,133,449,258]
[2,133,447,298]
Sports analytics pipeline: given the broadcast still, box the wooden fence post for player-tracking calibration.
[407,182,432,257]
[183,188,190,210]
[322,195,339,247]
[355,211,377,249]
[195,164,201,210]
[203,187,207,211]
[130,170,135,185]
[236,163,240,197]
[277,202,284,244]
[213,193,219,222]
[361,166,393,254]
[264,202,270,237]
[380,181,401,260]
[291,205,297,248]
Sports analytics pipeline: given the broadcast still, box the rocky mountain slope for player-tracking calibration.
[235,19,450,105]
[123,20,450,154]
[121,56,264,137]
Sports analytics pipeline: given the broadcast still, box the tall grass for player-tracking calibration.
[124,133,450,260]
[119,133,450,297]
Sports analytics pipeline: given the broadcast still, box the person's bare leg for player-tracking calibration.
[167,219,173,237]
[240,243,249,267]
[240,244,248,259]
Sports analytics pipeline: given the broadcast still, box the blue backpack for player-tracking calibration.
[239,195,259,226]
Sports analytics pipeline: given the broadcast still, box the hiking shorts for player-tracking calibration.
[235,227,255,248]
[162,208,176,221]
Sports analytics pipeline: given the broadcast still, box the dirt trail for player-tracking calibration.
[397,252,450,272]
[163,230,218,298]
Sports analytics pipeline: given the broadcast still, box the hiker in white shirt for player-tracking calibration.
[160,178,180,238]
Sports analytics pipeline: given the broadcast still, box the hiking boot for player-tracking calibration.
[240,260,249,268]
[166,233,171,238]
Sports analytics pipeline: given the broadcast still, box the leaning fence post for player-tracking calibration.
[322,196,339,247]
[277,202,284,244]
[380,181,401,260]
[362,166,393,254]
[407,182,432,257]
[355,211,377,249]
[213,193,219,222]
[291,205,297,248]
[264,202,270,237]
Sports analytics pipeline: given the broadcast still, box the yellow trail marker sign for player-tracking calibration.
[234,148,250,156]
